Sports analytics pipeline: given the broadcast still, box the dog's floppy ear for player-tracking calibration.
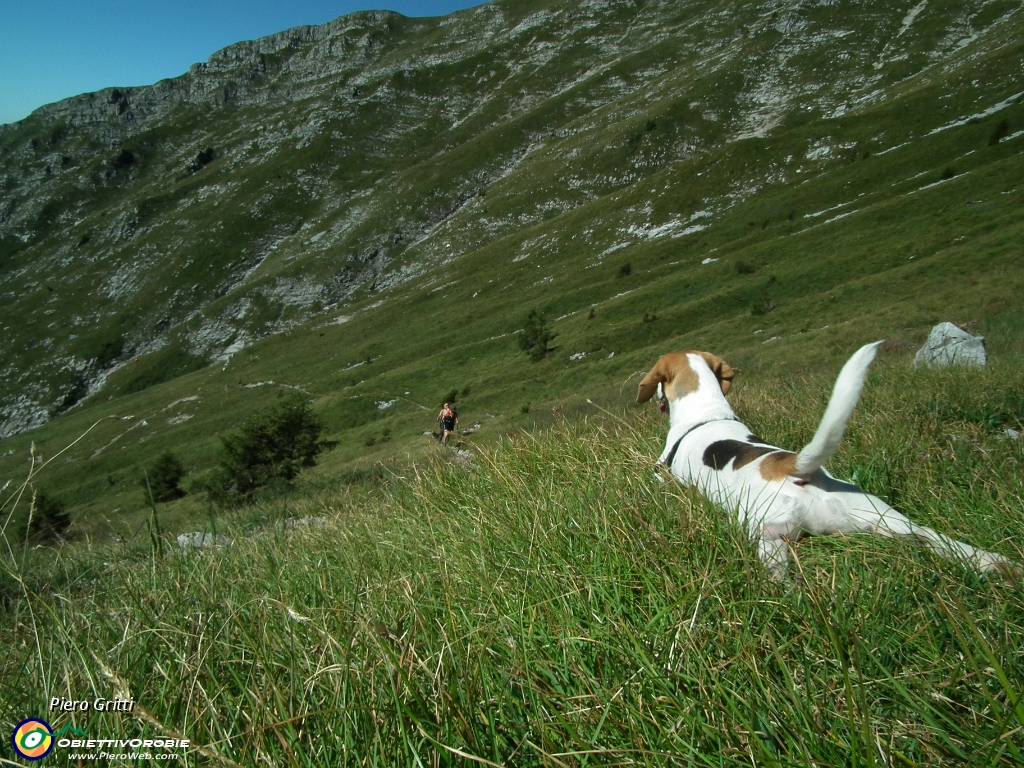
[636,363,665,403]
[696,352,735,395]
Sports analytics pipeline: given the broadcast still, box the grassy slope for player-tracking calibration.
[3,84,1023,536]
[2,360,1022,765]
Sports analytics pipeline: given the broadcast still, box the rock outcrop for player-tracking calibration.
[913,323,987,368]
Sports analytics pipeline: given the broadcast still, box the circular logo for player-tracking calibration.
[11,718,55,761]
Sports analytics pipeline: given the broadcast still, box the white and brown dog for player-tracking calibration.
[638,342,1019,580]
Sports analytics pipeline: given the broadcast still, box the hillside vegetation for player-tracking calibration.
[1,0,1024,532]
[2,361,1023,764]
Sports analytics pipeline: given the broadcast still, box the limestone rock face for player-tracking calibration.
[913,323,987,368]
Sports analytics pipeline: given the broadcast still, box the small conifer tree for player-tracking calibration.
[15,491,71,544]
[518,310,556,361]
[208,396,333,505]
[141,451,187,503]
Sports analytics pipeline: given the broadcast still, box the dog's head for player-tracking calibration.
[637,351,734,410]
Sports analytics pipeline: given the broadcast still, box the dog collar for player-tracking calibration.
[661,417,741,469]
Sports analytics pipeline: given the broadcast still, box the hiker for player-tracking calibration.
[437,402,458,446]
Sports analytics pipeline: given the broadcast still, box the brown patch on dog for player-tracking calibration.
[637,352,700,403]
[759,451,798,481]
[703,440,775,471]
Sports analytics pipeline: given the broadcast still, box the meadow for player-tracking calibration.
[3,355,1022,765]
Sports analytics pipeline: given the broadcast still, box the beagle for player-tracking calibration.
[638,342,1020,580]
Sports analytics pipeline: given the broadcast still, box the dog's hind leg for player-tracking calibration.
[757,523,792,580]
[850,498,1020,578]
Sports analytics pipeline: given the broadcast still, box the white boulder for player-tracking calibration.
[177,531,233,550]
[913,323,987,367]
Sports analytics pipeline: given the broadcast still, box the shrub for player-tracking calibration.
[141,451,186,503]
[13,491,71,544]
[189,147,215,173]
[618,262,632,277]
[989,118,1009,145]
[55,372,90,414]
[111,149,134,169]
[750,275,778,316]
[518,310,556,361]
[735,260,756,274]
[207,396,334,505]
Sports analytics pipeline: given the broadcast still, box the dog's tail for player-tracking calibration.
[794,341,883,477]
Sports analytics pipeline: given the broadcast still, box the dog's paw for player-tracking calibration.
[976,552,1024,582]
[993,560,1024,582]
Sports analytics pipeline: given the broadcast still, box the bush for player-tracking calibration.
[141,451,186,503]
[111,149,134,169]
[189,147,215,173]
[207,396,334,506]
[989,118,1009,145]
[518,310,556,361]
[750,275,778,316]
[12,491,71,544]
[618,262,632,277]
[54,372,90,414]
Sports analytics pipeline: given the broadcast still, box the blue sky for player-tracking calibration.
[0,1,488,125]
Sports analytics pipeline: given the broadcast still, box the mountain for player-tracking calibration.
[2,0,1023,527]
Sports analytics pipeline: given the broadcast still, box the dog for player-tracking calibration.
[637,341,1019,580]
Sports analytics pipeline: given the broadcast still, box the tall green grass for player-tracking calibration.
[2,358,1022,765]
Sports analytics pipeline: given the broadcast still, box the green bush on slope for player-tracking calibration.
[206,395,335,506]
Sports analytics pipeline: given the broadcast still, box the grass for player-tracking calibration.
[2,356,1022,765]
